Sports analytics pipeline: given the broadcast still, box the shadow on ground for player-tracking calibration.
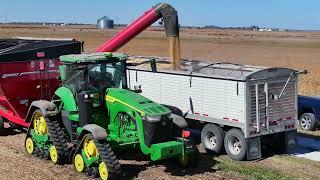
[0,127,24,136]
[118,150,218,179]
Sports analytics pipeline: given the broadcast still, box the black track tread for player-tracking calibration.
[45,117,69,164]
[94,139,121,178]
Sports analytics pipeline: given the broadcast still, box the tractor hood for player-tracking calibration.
[106,88,170,116]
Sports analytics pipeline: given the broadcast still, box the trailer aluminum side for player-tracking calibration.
[127,57,298,160]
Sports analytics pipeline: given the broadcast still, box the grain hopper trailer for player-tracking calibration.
[24,52,197,180]
[127,58,302,161]
[0,38,81,128]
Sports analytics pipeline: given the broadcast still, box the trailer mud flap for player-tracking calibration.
[246,136,262,160]
[285,129,297,150]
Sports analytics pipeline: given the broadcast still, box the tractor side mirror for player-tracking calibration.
[133,85,142,93]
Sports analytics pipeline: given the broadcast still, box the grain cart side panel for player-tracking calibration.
[0,59,60,118]
[0,38,81,127]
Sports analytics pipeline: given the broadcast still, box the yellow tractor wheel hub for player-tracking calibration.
[25,138,34,155]
[50,145,58,163]
[33,112,48,135]
[99,162,108,180]
[83,137,98,159]
[74,154,85,173]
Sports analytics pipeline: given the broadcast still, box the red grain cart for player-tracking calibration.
[0,38,81,128]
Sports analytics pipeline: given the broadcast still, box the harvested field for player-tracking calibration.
[1,25,319,95]
[1,25,320,179]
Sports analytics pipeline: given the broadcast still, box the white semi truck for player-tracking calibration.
[127,57,300,161]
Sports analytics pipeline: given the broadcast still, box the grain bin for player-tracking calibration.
[97,16,114,29]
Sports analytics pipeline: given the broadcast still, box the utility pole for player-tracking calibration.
[4,16,7,24]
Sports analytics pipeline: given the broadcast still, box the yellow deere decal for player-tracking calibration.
[105,95,145,116]
[105,95,116,103]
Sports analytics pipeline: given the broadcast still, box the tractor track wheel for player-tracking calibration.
[41,150,50,160]
[25,137,35,155]
[74,153,85,173]
[94,139,121,180]
[46,117,69,164]
[34,147,41,157]
[90,167,99,178]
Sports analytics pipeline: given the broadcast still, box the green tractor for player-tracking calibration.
[24,52,197,179]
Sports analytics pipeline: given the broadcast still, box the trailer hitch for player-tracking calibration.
[278,70,308,99]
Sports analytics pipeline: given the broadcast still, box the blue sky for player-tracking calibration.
[0,0,319,30]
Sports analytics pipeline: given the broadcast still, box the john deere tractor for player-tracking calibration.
[24,52,196,179]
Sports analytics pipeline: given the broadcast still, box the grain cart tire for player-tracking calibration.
[201,123,224,154]
[224,128,247,161]
[0,116,4,129]
[299,113,316,131]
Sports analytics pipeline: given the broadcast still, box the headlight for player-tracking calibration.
[145,115,161,122]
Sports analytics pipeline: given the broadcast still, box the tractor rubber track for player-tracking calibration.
[45,117,69,164]
[94,139,121,178]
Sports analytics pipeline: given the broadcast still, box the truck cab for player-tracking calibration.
[298,95,320,130]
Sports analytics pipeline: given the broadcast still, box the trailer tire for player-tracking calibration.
[224,128,247,161]
[299,113,316,131]
[201,123,224,154]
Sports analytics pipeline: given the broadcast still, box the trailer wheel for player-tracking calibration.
[299,113,316,131]
[224,128,247,161]
[201,123,224,154]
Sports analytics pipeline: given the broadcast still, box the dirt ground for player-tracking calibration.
[0,125,240,180]
[1,25,320,179]
[1,126,320,180]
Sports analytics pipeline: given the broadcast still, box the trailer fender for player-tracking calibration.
[82,124,108,140]
[171,114,188,128]
[25,100,58,123]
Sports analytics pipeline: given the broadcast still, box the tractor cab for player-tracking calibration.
[59,52,127,92]
[57,52,128,129]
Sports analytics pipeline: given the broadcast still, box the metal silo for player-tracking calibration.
[97,16,114,29]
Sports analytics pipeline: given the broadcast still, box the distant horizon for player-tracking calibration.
[2,21,320,32]
[1,0,320,31]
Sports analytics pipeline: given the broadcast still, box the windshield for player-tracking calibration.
[64,62,126,91]
[88,62,125,89]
